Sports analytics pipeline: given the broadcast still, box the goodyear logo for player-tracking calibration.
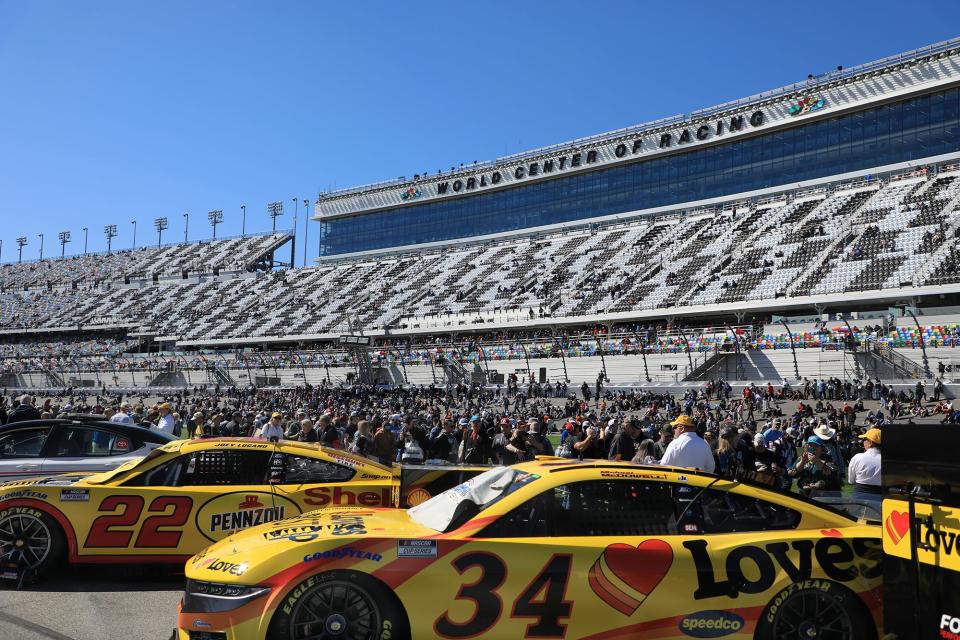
[679,611,745,638]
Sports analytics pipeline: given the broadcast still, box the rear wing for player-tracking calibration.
[398,464,492,508]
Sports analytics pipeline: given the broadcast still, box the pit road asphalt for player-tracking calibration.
[0,565,181,640]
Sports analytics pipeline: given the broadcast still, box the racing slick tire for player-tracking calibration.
[0,506,66,577]
[267,570,410,640]
[754,579,877,640]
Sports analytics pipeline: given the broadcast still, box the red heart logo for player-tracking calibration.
[588,540,673,615]
[821,529,843,538]
[886,511,910,545]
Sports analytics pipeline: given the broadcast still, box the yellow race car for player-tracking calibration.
[178,459,882,640]
[0,437,479,575]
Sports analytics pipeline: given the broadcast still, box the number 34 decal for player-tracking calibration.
[85,495,193,548]
[435,552,573,639]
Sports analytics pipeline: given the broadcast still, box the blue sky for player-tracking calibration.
[0,2,956,262]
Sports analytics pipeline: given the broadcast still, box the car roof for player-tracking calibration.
[172,437,395,473]
[0,418,176,444]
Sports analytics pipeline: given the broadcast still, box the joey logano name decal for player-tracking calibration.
[195,491,302,542]
[684,537,880,599]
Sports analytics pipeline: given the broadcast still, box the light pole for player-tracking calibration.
[154,217,168,247]
[131,220,137,249]
[183,213,189,243]
[104,224,117,253]
[16,237,27,263]
[208,210,223,239]
[38,233,44,260]
[292,197,299,240]
[82,227,88,254]
[240,204,246,237]
[303,198,310,267]
[267,201,283,233]
[58,230,71,258]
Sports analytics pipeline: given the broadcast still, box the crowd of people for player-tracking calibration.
[0,375,923,500]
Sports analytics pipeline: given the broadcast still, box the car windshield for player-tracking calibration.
[408,466,539,533]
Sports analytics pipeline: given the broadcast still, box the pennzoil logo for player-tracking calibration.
[195,491,302,542]
[788,96,826,116]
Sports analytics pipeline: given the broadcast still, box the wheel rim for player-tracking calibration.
[773,589,854,640]
[287,579,382,640]
[0,513,52,569]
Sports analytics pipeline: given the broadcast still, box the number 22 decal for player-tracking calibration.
[435,552,573,639]
[85,495,193,548]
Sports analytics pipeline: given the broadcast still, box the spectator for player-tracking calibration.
[607,418,640,461]
[155,402,176,436]
[110,402,134,425]
[659,415,715,472]
[847,428,881,497]
[7,394,41,423]
[259,412,285,440]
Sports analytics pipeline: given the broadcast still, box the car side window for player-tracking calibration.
[480,479,679,538]
[50,427,123,457]
[696,488,801,533]
[282,455,355,484]
[0,427,51,458]
[127,450,272,487]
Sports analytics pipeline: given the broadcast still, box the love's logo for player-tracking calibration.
[588,540,673,615]
[885,511,910,545]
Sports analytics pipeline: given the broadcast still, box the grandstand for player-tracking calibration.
[1,39,960,390]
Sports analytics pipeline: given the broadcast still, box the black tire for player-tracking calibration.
[754,579,878,640]
[267,570,410,640]
[0,506,66,577]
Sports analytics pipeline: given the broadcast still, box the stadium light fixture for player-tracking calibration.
[267,201,283,233]
[82,227,88,255]
[104,224,117,253]
[58,230,71,258]
[16,237,27,264]
[303,198,310,267]
[183,213,189,244]
[207,209,223,240]
[240,204,246,237]
[131,220,137,250]
[154,217,168,247]
[38,233,44,260]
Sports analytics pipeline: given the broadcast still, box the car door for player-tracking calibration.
[404,476,702,640]
[40,425,137,476]
[74,447,275,559]
[270,451,394,512]
[0,424,53,480]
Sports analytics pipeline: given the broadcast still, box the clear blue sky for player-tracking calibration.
[0,1,956,262]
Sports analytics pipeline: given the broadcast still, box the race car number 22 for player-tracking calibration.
[84,495,193,548]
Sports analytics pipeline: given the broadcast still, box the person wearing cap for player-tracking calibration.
[460,416,490,464]
[659,415,715,473]
[259,412,285,441]
[607,418,640,462]
[155,402,176,436]
[789,436,840,496]
[847,428,881,496]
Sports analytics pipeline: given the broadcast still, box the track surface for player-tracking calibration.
[0,566,181,640]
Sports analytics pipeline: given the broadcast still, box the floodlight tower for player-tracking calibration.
[208,210,223,240]
[16,237,27,263]
[131,220,137,249]
[104,224,118,253]
[82,227,88,254]
[38,233,44,260]
[267,201,283,233]
[303,198,310,267]
[240,204,247,237]
[58,230,71,258]
[154,217,168,247]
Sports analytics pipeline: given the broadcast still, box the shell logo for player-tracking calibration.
[406,488,432,506]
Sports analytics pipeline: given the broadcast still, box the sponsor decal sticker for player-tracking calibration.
[0,489,49,501]
[262,514,367,543]
[406,487,432,506]
[600,470,669,481]
[941,614,960,640]
[397,539,437,558]
[60,489,89,502]
[195,491,302,542]
[588,540,673,615]
[303,486,391,507]
[303,548,383,563]
[679,611,745,638]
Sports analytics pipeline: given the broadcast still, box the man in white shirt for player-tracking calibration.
[155,403,177,436]
[110,402,134,425]
[847,427,881,497]
[659,415,715,473]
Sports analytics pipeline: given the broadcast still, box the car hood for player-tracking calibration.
[186,506,437,584]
